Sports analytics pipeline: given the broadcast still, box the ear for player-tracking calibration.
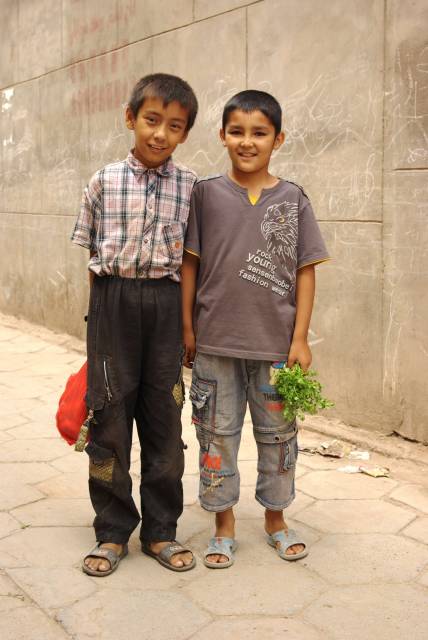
[273,131,285,150]
[219,129,226,146]
[125,106,135,131]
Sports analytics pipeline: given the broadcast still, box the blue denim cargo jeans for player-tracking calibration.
[190,353,298,512]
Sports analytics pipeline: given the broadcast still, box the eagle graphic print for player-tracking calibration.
[261,200,298,285]
[237,199,298,298]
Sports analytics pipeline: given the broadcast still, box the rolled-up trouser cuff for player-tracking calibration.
[255,490,296,511]
[199,497,239,513]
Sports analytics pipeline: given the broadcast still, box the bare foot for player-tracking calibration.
[84,542,124,573]
[149,541,194,568]
[206,508,235,565]
[265,509,305,556]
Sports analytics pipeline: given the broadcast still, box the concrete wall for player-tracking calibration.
[0,0,427,442]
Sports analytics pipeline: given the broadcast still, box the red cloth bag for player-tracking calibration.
[56,361,88,445]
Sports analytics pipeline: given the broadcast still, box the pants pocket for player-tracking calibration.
[86,442,116,486]
[280,433,299,472]
[87,353,121,409]
[195,424,214,451]
[189,378,217,430]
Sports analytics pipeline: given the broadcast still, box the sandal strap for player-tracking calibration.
[270,529,305,552]
[205,536,236,561]
[84,543,127,568]
[158,541,193,564]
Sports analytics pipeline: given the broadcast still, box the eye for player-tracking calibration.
[145,116,156,124]
[170,124,182,131]
[255,131,267,136]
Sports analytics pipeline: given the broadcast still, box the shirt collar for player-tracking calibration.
[126,150,175,177]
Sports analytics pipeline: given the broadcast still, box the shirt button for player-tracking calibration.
[175,241,182,249]
[144,239,148,244]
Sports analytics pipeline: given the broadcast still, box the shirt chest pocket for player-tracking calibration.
[159,222,185,267]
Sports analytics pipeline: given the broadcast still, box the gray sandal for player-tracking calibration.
[142,541,196,572]
[203,536,237,569]
[267,529,308,561]
[82,542,128,576]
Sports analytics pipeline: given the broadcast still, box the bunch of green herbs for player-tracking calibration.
[274,364,334,422]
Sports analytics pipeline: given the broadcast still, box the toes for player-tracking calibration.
[182,552,193,566]
[285,544,305,555]
[206,554,220,563]
[171,556,184,567]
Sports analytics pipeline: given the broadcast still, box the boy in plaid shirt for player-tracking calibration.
[72,73,198,576]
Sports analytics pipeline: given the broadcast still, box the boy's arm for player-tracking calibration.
[287,264,315,371]
[181,251,199,368]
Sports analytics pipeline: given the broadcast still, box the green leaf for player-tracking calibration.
[274,363,334,422]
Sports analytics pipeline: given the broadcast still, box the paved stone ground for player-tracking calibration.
[0,313,427,640]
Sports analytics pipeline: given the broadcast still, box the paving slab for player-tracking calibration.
[191,617,329,640]
[0,483,44,511]
[0,527,94,568]
[0,414,29,431]
[295,499,415,533]
[183,556,327,616]
[11,498,94,527]
[0,606,70,640]
[298,469,397,500]
[308,533,428,584]
[390,483,428,514]
[57,590,211,640]
[0,438,69,462]
[0,571,23,594]
[303,584,428,640]
[0,514,22,539]
[0,462,60,485]
[50,452,87,474]
[35,471,89,498]
[8,566,96,610]
[401,517,428,545]
[7,422,58,439]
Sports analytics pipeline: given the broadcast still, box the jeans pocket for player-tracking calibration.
[189,378,217,430]
[253,419,297,445]
[280,433,299,472]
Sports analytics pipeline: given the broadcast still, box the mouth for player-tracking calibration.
[238,152,257,158]
[148,144,168,152]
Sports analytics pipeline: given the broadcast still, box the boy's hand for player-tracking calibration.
[287,338,312,372]
[183,328,196,368]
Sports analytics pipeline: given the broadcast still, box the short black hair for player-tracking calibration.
[222,90,282,135]
[129,73,198,131]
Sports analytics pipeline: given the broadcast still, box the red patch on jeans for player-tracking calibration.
[265,401,284,412]
[202,452,222,470]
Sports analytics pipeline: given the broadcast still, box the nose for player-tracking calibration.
[240,135,253,148]
[153,123,167,142]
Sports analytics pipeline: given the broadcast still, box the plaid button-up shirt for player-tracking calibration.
[71,151,197,281]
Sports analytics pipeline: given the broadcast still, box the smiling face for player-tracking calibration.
[220,109,284,174]
[126,96,189,167]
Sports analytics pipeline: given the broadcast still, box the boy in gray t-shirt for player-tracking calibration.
[182,90,329,568]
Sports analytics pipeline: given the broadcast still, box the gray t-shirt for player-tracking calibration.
[184,174,329,361]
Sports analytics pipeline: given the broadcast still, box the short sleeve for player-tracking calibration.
[71,171,102,250]
[297,201,330,269]
[184,183,202,258]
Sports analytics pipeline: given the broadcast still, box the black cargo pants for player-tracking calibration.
[85,276,185,544]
